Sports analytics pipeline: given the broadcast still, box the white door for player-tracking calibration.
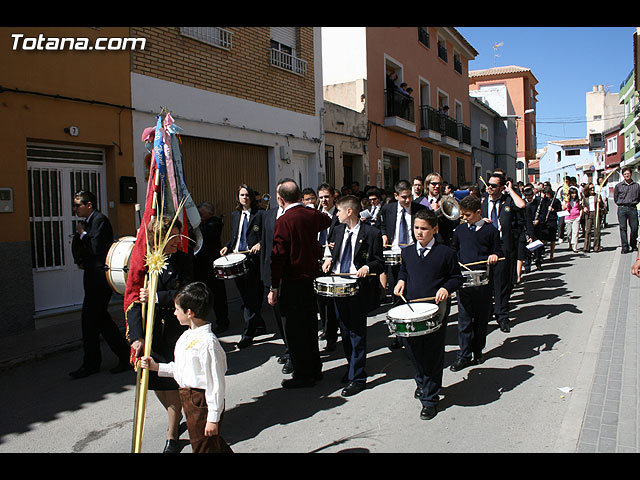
[291,152,309,189]
[27,144,107,313]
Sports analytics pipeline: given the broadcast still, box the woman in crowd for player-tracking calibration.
[563,187,582,253]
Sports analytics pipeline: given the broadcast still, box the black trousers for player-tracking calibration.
[279,279,321,380]
[491,246,516,325]
[456,284,492,361]
[401,313,448,408]
[617,205,638,251]
[333,296,367,383]
[81,274,130,369]
[234,261,265,340]
[317,295,339,343]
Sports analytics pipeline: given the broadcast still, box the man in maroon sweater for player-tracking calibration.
[268,179,332,388]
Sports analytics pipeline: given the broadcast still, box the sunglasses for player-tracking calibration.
[487,183,500,189]
[430,182,442,186]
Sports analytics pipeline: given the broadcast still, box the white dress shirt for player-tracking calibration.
[233,209,251,252]
[415,237,435,257]
[332,221,366,274]
[158,323,227,423]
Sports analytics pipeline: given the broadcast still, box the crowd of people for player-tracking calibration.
[68,165,640,453]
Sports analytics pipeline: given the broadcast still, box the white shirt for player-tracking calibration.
[233,209,251,253]
[415,238,435,257]
[469,218,486,231]
[158,324,227,423]
[393,203,413,247]
[332,221,362,274]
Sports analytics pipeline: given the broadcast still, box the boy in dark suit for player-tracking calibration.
[450,195,502,371]
[379,180,426,302]
[394,209,463,420]
[322,195,384,396]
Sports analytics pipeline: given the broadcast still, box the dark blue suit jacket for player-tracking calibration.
[328,221,385,313]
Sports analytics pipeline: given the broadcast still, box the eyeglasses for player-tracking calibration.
[429,182,442,186]
[487,183,500,189]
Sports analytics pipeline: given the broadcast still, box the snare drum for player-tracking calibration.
[383,248,402,266]
[386,302,441,337]
[461,269,490,288]
[213,253,247,280]
[105,236,136,295]
[313,276,359,297]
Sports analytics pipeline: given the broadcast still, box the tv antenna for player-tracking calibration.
[493,42,503,67]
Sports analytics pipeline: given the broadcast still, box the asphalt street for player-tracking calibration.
[0,205,637,453]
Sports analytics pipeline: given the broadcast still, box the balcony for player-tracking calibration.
[418,105,470,152]
[270,48,307,76]
[384,90,416,133]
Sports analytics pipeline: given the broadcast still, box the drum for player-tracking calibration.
[383,248,402,266]
[313,276,359,297]
[213,253,247,279]
[386,302,441,337]
[105,236,136,295]
[461,269,490,288]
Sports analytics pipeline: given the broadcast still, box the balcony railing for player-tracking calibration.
[438,42,448,62]
[418,27,430,48]
[420,105,440,132]
[385,89,414,123]
[270,48,307,76]
[420,105,470,145]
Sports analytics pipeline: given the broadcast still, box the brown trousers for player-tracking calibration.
[179,388,233,453]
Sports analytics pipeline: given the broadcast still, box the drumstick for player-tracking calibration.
[330,272,378,277]
[400,294,414,312]
[407,295,438,303]
[459,262,472,272]
[462,257,505,267]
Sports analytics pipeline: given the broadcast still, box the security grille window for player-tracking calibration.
[270,27,307,75]
[180,27,233,50]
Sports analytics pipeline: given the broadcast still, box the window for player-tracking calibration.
[421,147,433,177]
[565,149,580,156]
[437,37,447,62]
[453,51,462,74]
[270,27,307,75]
[418,27,430,48]
[480,124,489,148]
[606,136,618,155]
[180,27,233,50]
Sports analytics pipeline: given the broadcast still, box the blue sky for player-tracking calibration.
[457,27,637,148]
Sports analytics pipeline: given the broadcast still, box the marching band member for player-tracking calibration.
[219,184,265,349]
[321,195,384,396]
[450,195,502,371]
[393,209,463,420]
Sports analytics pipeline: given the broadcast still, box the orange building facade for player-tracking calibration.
[365,27,478,191]
[0,27,136,334]
[469,66,538,182]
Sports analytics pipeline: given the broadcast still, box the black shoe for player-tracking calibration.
[109,361,131,374]
[420,405,438,420]
[622,247,630,254]
[277,354,289,364]
[254,325,267,336]
[281,359,293,374]
[499,322,511,333]
[282,377,315,389]
[389,338,402,350]
[324,339,337,352]
[341,382,366,397]
[69,366,99,379]
[163,439,180,453]
[474,353,483,364]
[414,387,423,399]
[450,357,475,372]
[237,337,253,349]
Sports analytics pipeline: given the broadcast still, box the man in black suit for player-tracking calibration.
[480,172,525,333]
[322,195,384,396]
[193,202,230,334]
[69,191,131,379]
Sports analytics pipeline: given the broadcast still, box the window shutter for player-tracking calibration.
[270,27,297,48]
